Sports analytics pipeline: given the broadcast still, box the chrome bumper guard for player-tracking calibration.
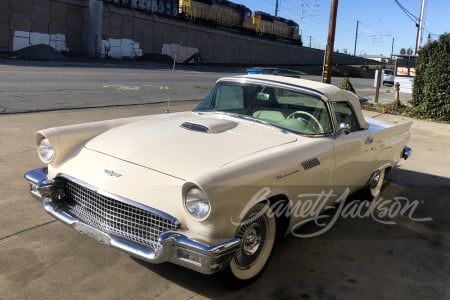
[24,168,240,275]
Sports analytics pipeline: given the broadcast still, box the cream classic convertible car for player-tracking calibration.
[25,73,412,282]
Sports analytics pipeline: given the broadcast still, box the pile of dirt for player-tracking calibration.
[12,44,68,61]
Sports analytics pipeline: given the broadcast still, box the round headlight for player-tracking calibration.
[184,187,211,220]
[38,138,54,163]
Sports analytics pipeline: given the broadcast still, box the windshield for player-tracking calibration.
[195,81,333,135]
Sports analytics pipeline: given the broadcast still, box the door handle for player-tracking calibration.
[365,136,374,144]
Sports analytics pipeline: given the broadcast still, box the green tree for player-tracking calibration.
[412,33,450,122]
[399,48,413,55]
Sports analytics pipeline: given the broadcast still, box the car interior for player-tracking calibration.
[203,83,334,135]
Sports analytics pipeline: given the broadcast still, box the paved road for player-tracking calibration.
[0,61,406,114]
[0,62,225,113]
[0,100,449,299]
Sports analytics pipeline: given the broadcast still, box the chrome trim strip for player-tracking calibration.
[159,231,240,254]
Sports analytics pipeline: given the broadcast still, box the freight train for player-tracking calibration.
[107,0,302,45]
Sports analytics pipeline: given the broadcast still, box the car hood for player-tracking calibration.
[85,112,297,179]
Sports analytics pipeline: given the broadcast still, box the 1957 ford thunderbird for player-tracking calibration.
[25,73,412,282]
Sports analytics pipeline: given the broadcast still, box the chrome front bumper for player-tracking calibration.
[24,168,240,275]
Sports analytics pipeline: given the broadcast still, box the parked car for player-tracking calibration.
[25,73,412,283]
[382,69,395,86]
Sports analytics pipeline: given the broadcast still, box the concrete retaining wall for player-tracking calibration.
[1,0,377,66]
[1,0,88,55]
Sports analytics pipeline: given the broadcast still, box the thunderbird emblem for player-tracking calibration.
[104,169,122,177]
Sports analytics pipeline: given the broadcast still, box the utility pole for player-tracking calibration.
[322,0,338,84]
[353,20,359,56]
[390,37,395,63]
[275,0,279,16]
[415,0,425,54]
[306,35,313,48]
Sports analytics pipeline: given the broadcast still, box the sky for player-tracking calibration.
[237,0,450,57]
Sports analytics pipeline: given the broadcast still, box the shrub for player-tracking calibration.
[340,77,356,94]
[411,33,450,122]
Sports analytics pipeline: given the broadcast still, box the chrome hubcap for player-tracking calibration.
[242,226,262,256]
[370,171,381,189]
[234,214,267,269]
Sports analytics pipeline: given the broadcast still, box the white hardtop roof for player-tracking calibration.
[219,74,358,103]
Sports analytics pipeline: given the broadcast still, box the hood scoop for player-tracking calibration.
[180,118,238,133]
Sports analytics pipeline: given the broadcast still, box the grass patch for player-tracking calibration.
[362,102,450,124]
[362,102,409,115]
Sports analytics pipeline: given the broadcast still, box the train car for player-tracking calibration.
[108,0,301,45]
[273,16,291,38]
[251,11,301,44]
[214,0,249,27]
[153,0,179,15]
[252,11,278,39]
[287,19,300,43]
[179,0,251,29]
[179,0,214,24]
[241,6,255,32]
[109,0,179,16]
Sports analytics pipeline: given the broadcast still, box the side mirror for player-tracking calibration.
[339,123,351,135]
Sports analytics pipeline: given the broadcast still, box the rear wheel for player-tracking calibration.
[229,203,277,282]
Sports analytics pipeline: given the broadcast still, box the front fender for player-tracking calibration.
[35,116,148,166]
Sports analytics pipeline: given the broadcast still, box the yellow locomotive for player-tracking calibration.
[178,0,301,44]
[178,0,252,28]
[252,11,300,42]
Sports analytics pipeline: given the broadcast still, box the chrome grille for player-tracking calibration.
[58,177,178,251]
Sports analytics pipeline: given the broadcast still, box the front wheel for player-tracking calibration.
[229,203,277,282]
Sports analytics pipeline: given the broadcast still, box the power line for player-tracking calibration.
[394,0,418,24]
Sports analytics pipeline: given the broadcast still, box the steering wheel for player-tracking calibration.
[286,111,323,133]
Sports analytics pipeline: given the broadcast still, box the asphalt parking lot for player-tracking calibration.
[0,101,449,299]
